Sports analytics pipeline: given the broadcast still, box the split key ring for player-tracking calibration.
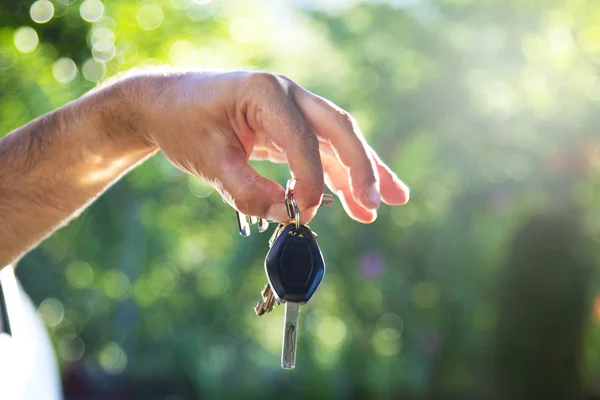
[285,179,301,229]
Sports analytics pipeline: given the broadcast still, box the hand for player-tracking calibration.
[117,70,409,223]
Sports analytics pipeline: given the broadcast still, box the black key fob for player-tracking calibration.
[265,224,325,304]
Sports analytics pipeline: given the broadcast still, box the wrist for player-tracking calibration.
[90,78,159,155]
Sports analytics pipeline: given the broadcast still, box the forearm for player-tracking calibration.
[0,85,157,267]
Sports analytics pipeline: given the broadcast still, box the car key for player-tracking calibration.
[265,223,325,369]
[254,221,319,316]
[252,191,330,317]
[254,220,313,316]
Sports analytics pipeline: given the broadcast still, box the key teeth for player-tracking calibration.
[254,301,275,316]
[255,284,276,316]
[254,304,267,316]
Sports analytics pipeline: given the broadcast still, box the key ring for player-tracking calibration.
[237,178,336,236]
[285,179,301,229]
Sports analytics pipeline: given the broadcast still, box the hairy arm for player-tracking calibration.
[0,85,157,267]
[0,69,408,269]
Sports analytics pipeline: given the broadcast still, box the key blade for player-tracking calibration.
[282,302,300,369]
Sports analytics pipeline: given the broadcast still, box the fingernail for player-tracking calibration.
[366,183,381,209]
[370,209,378,223]
[394,177,410,203]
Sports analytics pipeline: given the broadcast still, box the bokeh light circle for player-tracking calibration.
[92,40,116,62]
[169,40,197,65]
[80,0,104,22]
[92,26,114,44]
[30,0,55,24]
[38,298,65,328]
[372,329,402,357]
[410,281,439,309]
[52,58,78,83]
[82,58,106,82]
[376,313,404,337]
[196,269,230,298]
[316,315,347,348]
[13,27,39,54]
[137,4,163,30]
[102,270,131,300]
[98,342,128,374]
[66,260,94,288]
[58,335,85,361]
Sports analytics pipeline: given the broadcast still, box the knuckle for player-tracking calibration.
[275,74,296,91]
[275,73,291,83]
[297,130,320,151]
[349,164,377,188]
[248,71,282,93]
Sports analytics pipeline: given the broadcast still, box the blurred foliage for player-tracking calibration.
[2,0,600,398]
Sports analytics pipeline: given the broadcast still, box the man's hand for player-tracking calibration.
[116,70,408,222]
[0,69,409,267]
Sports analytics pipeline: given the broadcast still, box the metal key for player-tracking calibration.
[254,283,276,316]
[254,223,286,316]
[265,190,325,369]
[266,224,325,369]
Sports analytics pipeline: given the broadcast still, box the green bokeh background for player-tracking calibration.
[2,0,600,398]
